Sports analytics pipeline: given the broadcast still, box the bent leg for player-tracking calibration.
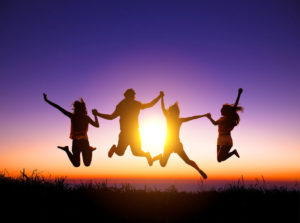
[57,142,81,167]
[115,144,127,156]
[217,145,237,162]
[152,152,171,167]
[82,150,92,166]
[177,149,207,179]
[71,140,82,167]
[82,140,92,167]
[156,144,172,167]
[129,133,153,166]
[113,132,128,157]
[159,151,171,167]
[131,148,150,157]
[131,148,153,166]
[152,154,162,164]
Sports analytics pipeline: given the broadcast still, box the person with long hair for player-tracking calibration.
[206,88,243,162]
[152,93,208,179]
[43,93,99,167]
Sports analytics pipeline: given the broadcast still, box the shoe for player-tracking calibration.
[90,147,97,152]
[108,145,116,158]
[57,146,69,152]
[234,150,240,158]
[146,152,153,166]
[199,169,207,180]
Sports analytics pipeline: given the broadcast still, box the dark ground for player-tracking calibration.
[1,171,299,223]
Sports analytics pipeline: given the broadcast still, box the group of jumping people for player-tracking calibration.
[43,88,243,180]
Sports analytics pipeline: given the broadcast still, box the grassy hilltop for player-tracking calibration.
[0,170,299,223]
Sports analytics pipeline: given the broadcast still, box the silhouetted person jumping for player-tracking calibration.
[43,93,99,167]
[152,93,208,179]
[206,88,243,163]
[93,89,163,166]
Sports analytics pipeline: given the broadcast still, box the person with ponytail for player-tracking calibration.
[152,92,208,179]
[206,88,243,162]
[43,93,99,167]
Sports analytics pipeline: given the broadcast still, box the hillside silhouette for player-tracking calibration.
[0,169,299,223]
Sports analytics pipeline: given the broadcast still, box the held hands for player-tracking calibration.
[92,109,98,116]
[160,91,165,98]
[205,113,211,118]
[43,93,48,101]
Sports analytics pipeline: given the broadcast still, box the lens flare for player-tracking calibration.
[140,117,166,156]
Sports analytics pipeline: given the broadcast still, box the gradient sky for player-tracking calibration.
[1,0,300,181]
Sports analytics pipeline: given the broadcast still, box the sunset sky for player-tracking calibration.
[0,0,300,181]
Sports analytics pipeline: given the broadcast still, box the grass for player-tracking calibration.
[0,169,299,223]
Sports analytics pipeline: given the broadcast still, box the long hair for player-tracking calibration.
[72,98,87,116]
[221,104,243,126]
[167,102,180,118]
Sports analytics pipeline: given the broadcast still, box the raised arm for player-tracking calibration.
[234,88,243,109]
[43,93,72,118]
[161,94,167,117]
[206,113,218,125]
[89,111,100,127]
[141,91,164,110]
[92,108,119,120]
[180,113,209,123]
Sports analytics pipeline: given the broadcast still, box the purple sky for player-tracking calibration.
[0,0,300,179]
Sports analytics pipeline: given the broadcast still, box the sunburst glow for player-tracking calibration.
[140,116,167,156]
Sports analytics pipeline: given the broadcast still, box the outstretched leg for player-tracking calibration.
[217,145,239,162]
[177,149,207,179]
[57,145,80,167]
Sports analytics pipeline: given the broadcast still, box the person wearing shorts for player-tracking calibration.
[152,93,208,179]
[43,93,99,167]
[207,88,243,162]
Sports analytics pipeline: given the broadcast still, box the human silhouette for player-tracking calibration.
[43,93,99,167]
[206,88,243,162]
[92,89,163,166]
[152,93,208,179]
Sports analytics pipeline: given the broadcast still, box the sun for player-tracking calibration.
[140,116,166,156]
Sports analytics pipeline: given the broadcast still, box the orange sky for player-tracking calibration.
[1,103,300,182]
[1,1,300,183]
